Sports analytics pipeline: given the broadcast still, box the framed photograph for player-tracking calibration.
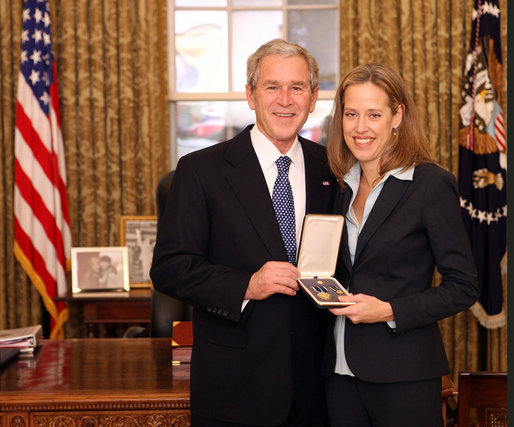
[120,215,157,288]
[71,247,129,294]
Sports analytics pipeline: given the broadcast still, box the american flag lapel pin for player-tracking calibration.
[322,181,330,186]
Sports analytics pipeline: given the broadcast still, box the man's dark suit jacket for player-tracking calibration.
[322,162,479,383]
[151,125,334,425]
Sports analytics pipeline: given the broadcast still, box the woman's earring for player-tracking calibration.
[392,127,398,136]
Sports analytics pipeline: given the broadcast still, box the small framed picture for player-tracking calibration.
[71,247,129,294]
[120,215,157,288]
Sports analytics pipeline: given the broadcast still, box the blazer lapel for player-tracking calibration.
[354,176,410,262]
[223,128,287,261]
[334,185,353,275]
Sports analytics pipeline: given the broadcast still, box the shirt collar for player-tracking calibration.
[389,166,415,181]
[343,162,415,192]
[250,124,302,171]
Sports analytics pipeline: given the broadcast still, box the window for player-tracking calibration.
[167,0,339,168]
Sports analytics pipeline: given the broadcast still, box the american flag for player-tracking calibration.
[13,0,72,339]
[458,0,506,328]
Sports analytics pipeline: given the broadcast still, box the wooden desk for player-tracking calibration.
[0,338,190,426]
[57,289,152,337]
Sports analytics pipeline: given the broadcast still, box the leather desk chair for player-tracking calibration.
[123,171,193,338]
[151,171,193,337]
[151,288,192,337]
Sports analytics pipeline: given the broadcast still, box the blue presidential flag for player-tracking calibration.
[458,0,506,328]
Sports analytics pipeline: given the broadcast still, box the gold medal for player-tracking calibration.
[317,292,332,300]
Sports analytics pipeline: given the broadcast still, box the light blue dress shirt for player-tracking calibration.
[334,162,414,375]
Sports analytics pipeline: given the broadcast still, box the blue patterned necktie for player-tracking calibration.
[272,156,296,265]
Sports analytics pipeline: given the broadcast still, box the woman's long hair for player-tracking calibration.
[327,63,432,185]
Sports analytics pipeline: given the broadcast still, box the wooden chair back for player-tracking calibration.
[458,371,507,426]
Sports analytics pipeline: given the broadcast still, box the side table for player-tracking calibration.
[56,289,152,337]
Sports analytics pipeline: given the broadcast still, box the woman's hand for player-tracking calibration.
[329,293,394,324]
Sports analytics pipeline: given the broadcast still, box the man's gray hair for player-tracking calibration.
[246,39,320,93]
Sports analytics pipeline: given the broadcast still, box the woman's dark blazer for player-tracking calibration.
[323,162,480,383]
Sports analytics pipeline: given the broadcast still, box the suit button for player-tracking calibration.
[223,310,229,317]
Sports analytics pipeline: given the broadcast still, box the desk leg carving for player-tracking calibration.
[8,414,27,427]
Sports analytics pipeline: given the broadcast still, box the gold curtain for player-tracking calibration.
[338,0,507,380]
[0,0,169,337]
[0,0,507,374]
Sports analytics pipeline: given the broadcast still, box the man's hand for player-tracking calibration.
[328,293,394,324]
[245,261,300,300]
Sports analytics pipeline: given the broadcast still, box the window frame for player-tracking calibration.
[167,0,339,168]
